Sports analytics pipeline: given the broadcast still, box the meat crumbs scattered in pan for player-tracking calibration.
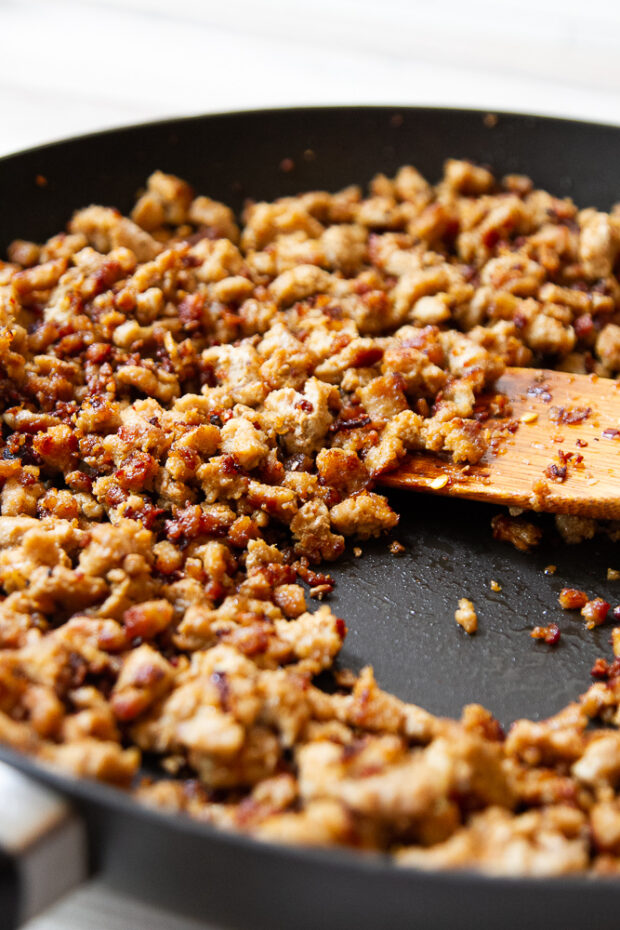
[455,598,478,634]
[4,162,620,875]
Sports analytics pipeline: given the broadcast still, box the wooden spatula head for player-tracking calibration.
[382,368,620,519]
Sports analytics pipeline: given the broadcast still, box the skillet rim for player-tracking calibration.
[1,102,620,166]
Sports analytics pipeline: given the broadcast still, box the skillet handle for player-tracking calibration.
[0,762,87,928]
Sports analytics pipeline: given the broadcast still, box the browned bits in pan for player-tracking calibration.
[491,514,542,551]
[454,598,478,634]
[530,623,561,645]
[581,598,610,629]
[559,588,589,610]
[549,406,591,425]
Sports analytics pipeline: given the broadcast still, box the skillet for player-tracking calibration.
[1,106,620,928]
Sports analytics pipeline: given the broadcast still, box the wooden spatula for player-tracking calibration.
[381,368,620,519]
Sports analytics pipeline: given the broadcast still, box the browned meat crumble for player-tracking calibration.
[3,163,620,876]
[454,598,478,635]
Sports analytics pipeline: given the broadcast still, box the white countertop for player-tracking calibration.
[3,0,620,158]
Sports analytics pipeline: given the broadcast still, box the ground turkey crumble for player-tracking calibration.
[3,163,620,875]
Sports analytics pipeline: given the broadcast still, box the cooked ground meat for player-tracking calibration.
[491,514,543,552]
[2,162,620,876]
[455,598,478,634]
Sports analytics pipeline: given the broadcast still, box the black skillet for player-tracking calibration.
[1,107,620,929]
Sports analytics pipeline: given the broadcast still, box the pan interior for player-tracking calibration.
[330,491,614,727]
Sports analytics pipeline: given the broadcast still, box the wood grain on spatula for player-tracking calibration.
[381,368,620,518]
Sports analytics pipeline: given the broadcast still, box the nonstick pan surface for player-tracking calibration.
[2,107,620,929]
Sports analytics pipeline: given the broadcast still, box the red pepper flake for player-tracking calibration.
[592,656,620,680]
[530,623,561,645]
[205,580,225,603]
[602,428,620,440]
[549,405,591,425]
[591,657,610,679]
[348,344,384,368]
[220,454,242,475]
[574,313,594,339]
[545,462,567,482]
[527,382,552,403]
[482,227,500,250]
[576,438,588,448]
[328,413,371,434]
[123,500,165,530]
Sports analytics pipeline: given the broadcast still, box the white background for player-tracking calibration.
[3,0,620,157]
